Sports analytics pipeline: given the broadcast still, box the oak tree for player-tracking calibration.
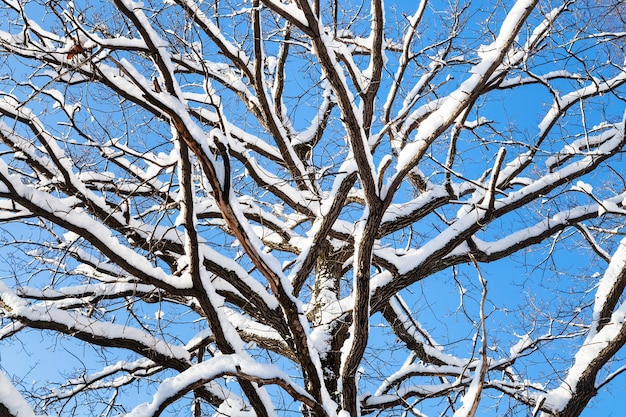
[0,0,625,416]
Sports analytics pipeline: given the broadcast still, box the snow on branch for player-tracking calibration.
[541,237,626,415]
[0,369,37,417]
[0,280,191,365]
[126,354,317,417]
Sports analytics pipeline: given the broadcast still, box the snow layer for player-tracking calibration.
[0,370,37,417]
[126,355,311,417]
[541,237,626,411]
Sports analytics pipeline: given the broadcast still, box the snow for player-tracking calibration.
[509,332,533,357]
[598,200,625,216]
[176,0,252,71]
[0,155,190,290]
[499,70,580,88]
[0,119,61,179]
[377,121,625,285]
[126,355,311,417]
[77,171,116,183]
[452,359,484,417]
[80,33,147,51]
[0,369,37,417]
[541,237,626,411]
[539,72,626,137]
[463,117,490,129]
[381,185,448,223]
[469,203,595,257]
[118,0,168,49]
[16,282,156,301]
[213,398,256,417]
[545,127,620,171]
[291,87,333,147]
[590,237,626,338]
[375,363,468,397]
[253,0,308,28]
[0,281,191,362]
[287,159,357,283]
[396,0,538,173]
[221,308,286,351]
[382,297,467,367]
[47,88,81,115]
[571,180,593,194]
[48,358,156,400]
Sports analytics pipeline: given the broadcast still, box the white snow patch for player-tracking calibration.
[571,181,592,194]
[0,370,37,417]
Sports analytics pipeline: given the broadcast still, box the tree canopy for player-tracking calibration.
[0,0,625,416]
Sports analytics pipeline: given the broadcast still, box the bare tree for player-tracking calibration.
[0,0,625,416]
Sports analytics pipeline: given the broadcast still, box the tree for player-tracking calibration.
[0,0,625,416]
